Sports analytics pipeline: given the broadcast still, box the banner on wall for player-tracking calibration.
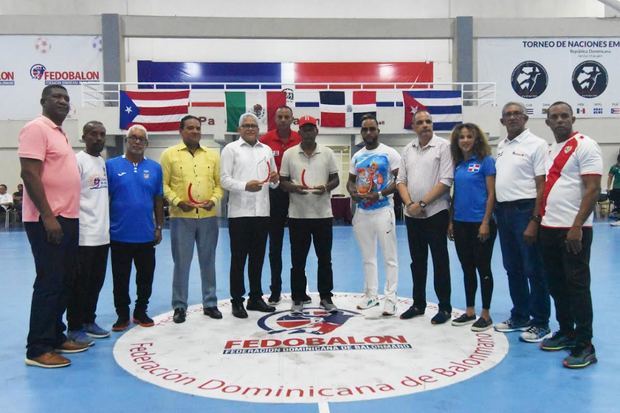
[477,38,620,118]
[0,35,103,120]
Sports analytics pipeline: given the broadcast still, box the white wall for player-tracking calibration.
[0,0,605,18]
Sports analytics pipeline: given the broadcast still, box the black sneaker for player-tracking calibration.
[471,317,493,332]
[267,294,281,305]
[302,294,312,304]
[112,317,130,332]
[400,305,425,320]
[563,345,597,369]
[173,308,186,324]
[541,331,577,352]
[431,310,451,325]
[246,298,275,313]
[203,306,223,319]
[132,312,154,327]
[451,313,476,326]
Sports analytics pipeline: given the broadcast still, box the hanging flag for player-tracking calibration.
[119,90,189,132]
[402,90,462,131]
[319,91,377,128]
[225,91,286,132]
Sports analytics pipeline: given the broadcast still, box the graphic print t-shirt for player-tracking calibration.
[349,143,401,211]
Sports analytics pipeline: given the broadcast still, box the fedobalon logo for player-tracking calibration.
[29,63,100,85]
[113,293,509,403]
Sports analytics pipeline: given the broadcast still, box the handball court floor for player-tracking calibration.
[0,218,618,413]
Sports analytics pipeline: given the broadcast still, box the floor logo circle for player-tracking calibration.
[113,293,509,403]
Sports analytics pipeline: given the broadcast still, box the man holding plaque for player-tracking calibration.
[347,114,401,316]
[221,113,279,318]
[279,115,340,314]
[161,115,224,323]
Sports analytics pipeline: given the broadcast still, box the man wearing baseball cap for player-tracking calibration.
[279,116,340,314]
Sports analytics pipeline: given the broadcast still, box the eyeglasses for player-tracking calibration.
[240,124,259,129]
[127,135,147,144]
[361,127,378,133]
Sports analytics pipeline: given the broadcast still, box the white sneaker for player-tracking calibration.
[382,300,396,316]
[290,301,304,315]
[611,220,620,226]
[357,295,379,310]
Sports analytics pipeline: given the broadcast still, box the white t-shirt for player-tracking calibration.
[76,151,110,246]
[0,193,12,211]
[495,129,548,202]
[541,133,603,228]
[350,143,401,212]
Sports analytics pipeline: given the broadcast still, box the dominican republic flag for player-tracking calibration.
[225,91,286,132]
[402,90,462,131]
[467,163,481,173]
[319,91,376,128]
[119,90,189,132]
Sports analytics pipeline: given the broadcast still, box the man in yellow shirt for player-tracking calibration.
[161,115,224,323]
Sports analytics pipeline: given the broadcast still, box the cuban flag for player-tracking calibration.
[403,90,462,131]
[119,90,189,132]
[319,91,376,128]
[467,163,481,173]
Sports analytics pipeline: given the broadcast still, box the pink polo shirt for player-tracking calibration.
[17,116,80,221]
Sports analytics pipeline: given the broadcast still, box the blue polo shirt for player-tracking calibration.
[106,156,163,243]
[453,155,495,222]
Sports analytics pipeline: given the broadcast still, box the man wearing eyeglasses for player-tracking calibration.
[396,110,453,325]
[161,115,224,324]
[494,102,551,344]
[347,114,401,316]
[259,106,302,306]
[221,113,279,318]
[106,125,164,332]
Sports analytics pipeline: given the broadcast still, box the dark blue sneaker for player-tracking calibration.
[494,318,530,333]
[83,322,110,339]
[563,345,597,369]
[540,331,576,351]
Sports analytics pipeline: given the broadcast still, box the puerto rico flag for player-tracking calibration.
[119,90,189,132]
[403,90,462,131]
[319,91,376,128]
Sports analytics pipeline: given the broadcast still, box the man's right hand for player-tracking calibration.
[245,180,264,192]
[42,215,63,244]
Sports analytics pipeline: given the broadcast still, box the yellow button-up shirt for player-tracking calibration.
[160,142,223,218]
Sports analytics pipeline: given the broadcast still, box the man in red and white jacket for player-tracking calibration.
[538,101,602,369]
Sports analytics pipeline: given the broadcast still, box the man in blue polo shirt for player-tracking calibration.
[106,125,164,331]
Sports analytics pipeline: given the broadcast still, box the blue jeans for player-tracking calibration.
[171,217,219,310]
[495,199,549,327]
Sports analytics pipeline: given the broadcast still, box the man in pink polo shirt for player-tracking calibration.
[19,84,88,369]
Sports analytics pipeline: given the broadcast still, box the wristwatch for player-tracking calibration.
[378,192,384,201]
[530,215,542,223]
[419,201,427,209]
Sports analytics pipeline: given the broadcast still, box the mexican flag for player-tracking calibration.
[225,91,287,132]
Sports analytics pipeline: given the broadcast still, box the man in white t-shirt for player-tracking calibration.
[538,101,602,369]
[0,184,13,212]
[347,114,401,316]
[67,121,111,344]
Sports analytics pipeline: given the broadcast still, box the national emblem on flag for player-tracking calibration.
[119,90,189,132]
[467,163,481,173]
[319,91,377,128]
[402,90,462,131]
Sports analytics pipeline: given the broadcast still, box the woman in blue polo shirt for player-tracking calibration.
[448,123,496,332]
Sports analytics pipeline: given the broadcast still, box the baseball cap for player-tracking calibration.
[298,115,318,127]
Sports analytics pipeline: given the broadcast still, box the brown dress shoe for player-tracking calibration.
[25,352,71,368]
[55,339,89,354]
